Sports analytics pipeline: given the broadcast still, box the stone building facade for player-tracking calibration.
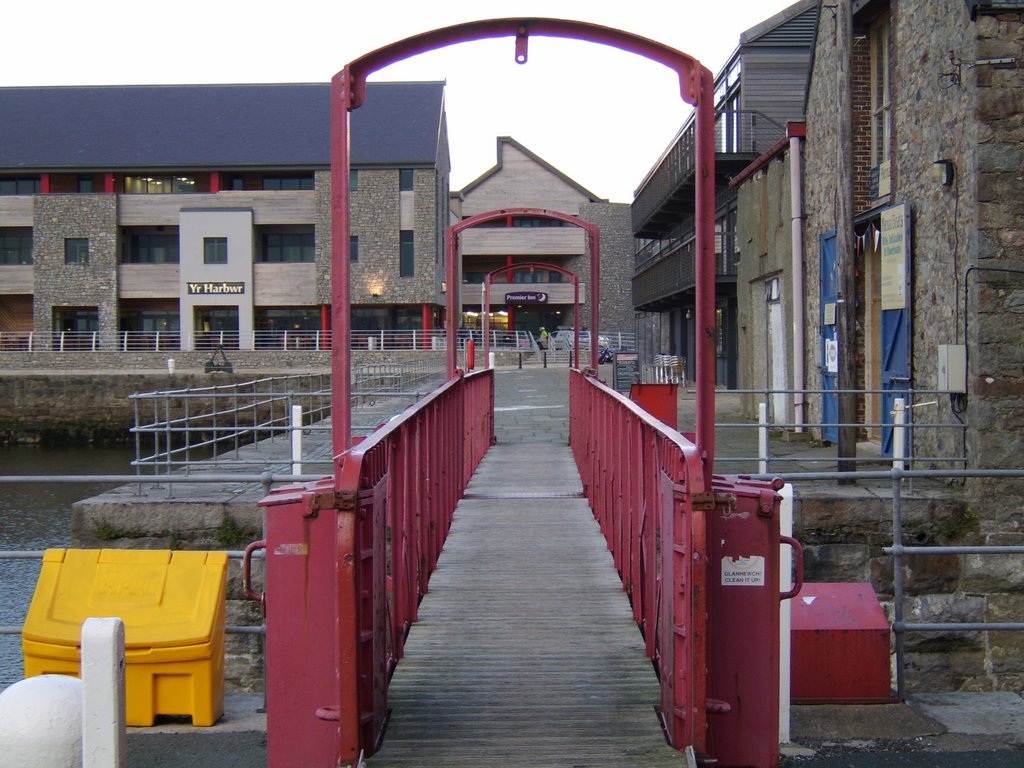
[452,137,634,339]
[757,0,1024,691]
[0,82,450,350]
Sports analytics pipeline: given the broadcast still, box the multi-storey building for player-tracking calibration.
[0,81,449,352]
[451,137,634,339]
[733,0,1024,691]
[630,0,818,386]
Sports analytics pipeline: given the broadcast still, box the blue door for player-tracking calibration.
[819,231,839,443]
[879,204,912,457]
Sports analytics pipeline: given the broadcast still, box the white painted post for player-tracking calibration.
[758,402,769,475]
[778,484,794,745]
[892,397,906,472]
[291,405,303,476]
[81,617,126,768]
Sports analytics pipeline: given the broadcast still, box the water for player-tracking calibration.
[0,445,134,690]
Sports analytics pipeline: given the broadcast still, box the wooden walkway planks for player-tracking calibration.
[367,439,684,767]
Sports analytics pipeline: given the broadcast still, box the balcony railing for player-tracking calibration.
[632,110,787,235]
[0,329,542,353]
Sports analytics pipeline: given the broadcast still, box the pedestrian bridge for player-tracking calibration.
[256,366,791,768]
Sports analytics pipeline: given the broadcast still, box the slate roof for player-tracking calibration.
[0,81,445,171]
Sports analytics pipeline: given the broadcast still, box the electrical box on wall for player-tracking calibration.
[938,344,967,393]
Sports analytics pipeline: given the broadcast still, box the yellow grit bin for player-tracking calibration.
[22,548,228,726]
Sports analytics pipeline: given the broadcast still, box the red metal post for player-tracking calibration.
[483,273,491,366]
[421,303,432,349]
[258,480,343,768]
[446,225,460,377]
[588,227,600,371]
[694,67,716,480]
[331,68,354,461]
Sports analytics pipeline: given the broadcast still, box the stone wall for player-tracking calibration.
[577,202,636,334]
[970,11,1024,477]
[32,195,120,344]
[735,149,796,419]
[799,0,1023,692]
[0,350,445,443]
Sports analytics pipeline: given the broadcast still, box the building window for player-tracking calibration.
[399,169,414,191]
[195,306,240,349]
[0,232,32,265]
[204,237,228,265]
[349,170,358,191]
[350,235,359,262]
[53,307,99,347]
[399,230,414,277]
[65,238,89,265]
[124,234,179,264]
[124,175,196,194]
[77,176,93,193]
[0,177,41,195]
[870,13,891,169]
[262,175,314,191]
[260,232,314,263]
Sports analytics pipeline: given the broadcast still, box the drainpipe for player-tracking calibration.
[789,124,806,432]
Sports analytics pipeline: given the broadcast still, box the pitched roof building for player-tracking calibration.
[0,81,450,354]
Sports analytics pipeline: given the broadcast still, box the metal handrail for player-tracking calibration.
[742,465,1024,701]
[127,365,447,493]
[708,387,968,476]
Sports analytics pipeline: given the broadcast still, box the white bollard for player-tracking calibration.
[167,357,175,374]
[81,617,126,768]
[892,397,906,472]
[0,674,83,767]
[291,404,303,476]
[488,351,495,369]
[778,484,794,745]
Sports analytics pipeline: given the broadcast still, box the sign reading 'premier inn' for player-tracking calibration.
[187,282,246,295]
[504,291,548,303]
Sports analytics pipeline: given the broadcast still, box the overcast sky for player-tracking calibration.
[3,0,800,202]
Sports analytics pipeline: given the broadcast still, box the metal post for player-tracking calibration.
[291,405,303,476]
[891,467,906,700]
[758,402,769,475]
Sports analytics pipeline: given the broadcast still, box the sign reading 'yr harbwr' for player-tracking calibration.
[187,281,246,295]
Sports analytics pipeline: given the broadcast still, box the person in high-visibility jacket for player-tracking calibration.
[539,327,549,349]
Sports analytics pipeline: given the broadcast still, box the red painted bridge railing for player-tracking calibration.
[570,370,794,768]
[259,369,493,767]
[569,369,710,753]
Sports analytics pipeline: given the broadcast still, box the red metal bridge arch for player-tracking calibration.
[447,207,599,373]
[330,17,717,478]
[317,17,728,766]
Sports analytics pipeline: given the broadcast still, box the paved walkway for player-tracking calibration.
[366,367,681,766]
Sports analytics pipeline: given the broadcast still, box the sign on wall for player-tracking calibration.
[504,291,549,303]
[187,281,246,295]
[880,203,909,310]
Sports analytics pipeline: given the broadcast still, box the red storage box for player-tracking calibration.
[791,582,895,703]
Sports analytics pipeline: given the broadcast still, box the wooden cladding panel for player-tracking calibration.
[254,263,316,304]
[118,191,315,226]
[118,264,181,298]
